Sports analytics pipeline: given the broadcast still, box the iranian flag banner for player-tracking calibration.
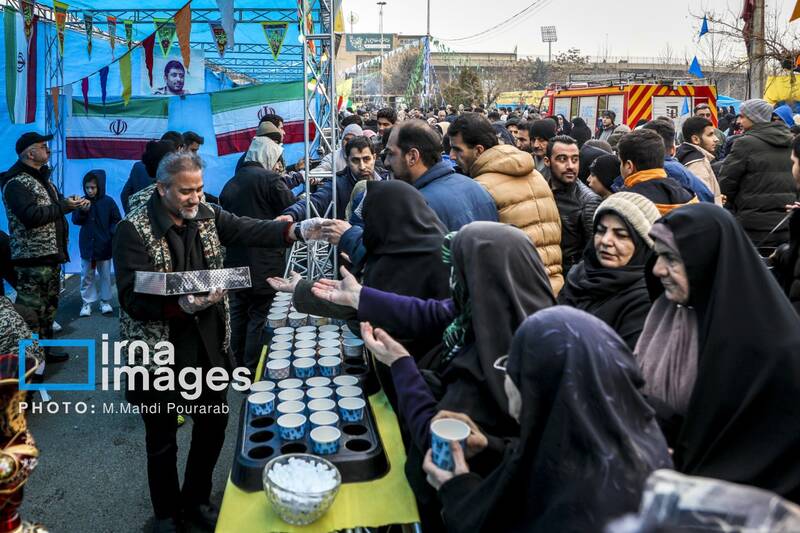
[210,81,314,156]
[4,7,37,124]
[66,98,169,160]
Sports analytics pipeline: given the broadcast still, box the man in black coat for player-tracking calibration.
[112,152,305,533]
[220,138,297,371]
[544,135,601,275]
[719,99,797,248]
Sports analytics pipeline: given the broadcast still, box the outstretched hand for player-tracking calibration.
[311,266,362,309]
[360,321,410,366]
[266,271,302,293]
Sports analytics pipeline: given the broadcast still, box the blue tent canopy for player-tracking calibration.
[1,0,325,273]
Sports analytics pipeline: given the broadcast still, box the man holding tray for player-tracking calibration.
[112,151,319,533]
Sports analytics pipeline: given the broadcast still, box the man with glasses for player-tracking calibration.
[2,132,89,364]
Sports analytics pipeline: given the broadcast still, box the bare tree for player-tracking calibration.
[690,4,800,92]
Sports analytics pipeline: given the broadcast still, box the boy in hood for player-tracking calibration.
[676,116,723,205]
[72,170,121,316]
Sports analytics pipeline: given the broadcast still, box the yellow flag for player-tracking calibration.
[792,0,800,21]
[120,52,132,105]
[334,3,345,33]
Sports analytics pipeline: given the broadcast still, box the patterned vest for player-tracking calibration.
[118,201,231,371]
[2,173,59,260]
[127,183,156,213]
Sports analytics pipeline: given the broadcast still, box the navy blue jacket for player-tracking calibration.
[282,166,390,221]
[120,161,153,214]
[338,161,498,271]
[411,161,498,231]
[72,170,122,261]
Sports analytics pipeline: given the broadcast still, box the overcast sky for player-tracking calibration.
[342,0,794,60]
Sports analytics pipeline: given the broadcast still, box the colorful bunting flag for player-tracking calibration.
[209,22,227,57]
[107,16,117,57]
[688,56,704,78]
[142,33,155,86]
[792,0,800,22]
[99,66,109,105]
[154,17,176,57]
[124,19,133,49]
[175,4,192,71]
[215,0,235,49]
[120,51,132,105]
[699,15,709,38]
[51,86,60,123]
[261,22,288,61]
[83,13,93,59]
[81,77,89,113]
[21,0,34,45]
[53,0,68,55]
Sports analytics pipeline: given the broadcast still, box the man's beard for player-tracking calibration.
[179,206,199,219]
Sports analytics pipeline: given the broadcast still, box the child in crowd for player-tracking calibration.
[72,170,121,316]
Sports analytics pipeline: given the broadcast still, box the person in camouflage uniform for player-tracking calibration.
[1,133,89,364]
[112,151,304,533]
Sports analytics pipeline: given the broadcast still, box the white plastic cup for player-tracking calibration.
[307,398,336,413]
[270,334,294,345]
[335,385,363,399]
[272,327,294,337]
[305,376,331,388]
[293,348,316,359]
[250,380,276,393]
[294,332,317,342]
[277,400,306,416]
[296,325,317,334]
[267,350,292,361]
[309,410,339,428]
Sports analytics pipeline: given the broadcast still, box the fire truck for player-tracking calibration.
[541,80,719,130]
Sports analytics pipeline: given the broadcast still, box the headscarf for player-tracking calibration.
[440,307,672,533]
[433,222,556,435]
[437,121,450,135]
[571,117,593,147]
[361,180,449,298]
[651,204,800,502]
[559,193,659,348]
[244,136,283,171]
[556,114,573,135]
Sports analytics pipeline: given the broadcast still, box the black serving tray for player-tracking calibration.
[230,388,389,491]
[231,327,388,491]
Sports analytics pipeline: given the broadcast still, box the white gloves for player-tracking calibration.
[300,217,326,242]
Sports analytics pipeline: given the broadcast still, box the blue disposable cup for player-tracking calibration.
[310,426,341,455]
[277,388,304,403]
[430,418,470,471]
[247,391,275,417]
[277,413,307,441]
[249,380,276,394]
[318,356,342,377]
[309,410,339,429]
[292,357,316,378]
[338,397,366,423]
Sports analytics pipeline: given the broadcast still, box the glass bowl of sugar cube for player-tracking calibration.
[262,453,342,525]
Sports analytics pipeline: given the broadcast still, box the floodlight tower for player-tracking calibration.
[541,25,557,64]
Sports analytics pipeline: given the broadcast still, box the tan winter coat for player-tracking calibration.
[683,145,723,206]
[470,145,563,294]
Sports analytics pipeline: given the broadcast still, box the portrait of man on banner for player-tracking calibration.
[144,50,205,96]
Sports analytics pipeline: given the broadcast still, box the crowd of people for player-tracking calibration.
[2,93,800,532]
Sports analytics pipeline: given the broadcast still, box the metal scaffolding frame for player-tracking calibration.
[28,0,339,284]
[284,0,338,281]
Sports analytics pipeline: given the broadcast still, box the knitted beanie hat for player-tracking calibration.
[589,154,622,191]
[740,99,773,124]
[593,192,661,247]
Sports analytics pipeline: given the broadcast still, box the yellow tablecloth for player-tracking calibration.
[217,349,420,532]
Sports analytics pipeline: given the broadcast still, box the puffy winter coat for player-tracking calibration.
[470,144,563,294]
[719,122,797,247]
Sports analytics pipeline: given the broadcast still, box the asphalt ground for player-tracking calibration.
[18,276,243,533]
